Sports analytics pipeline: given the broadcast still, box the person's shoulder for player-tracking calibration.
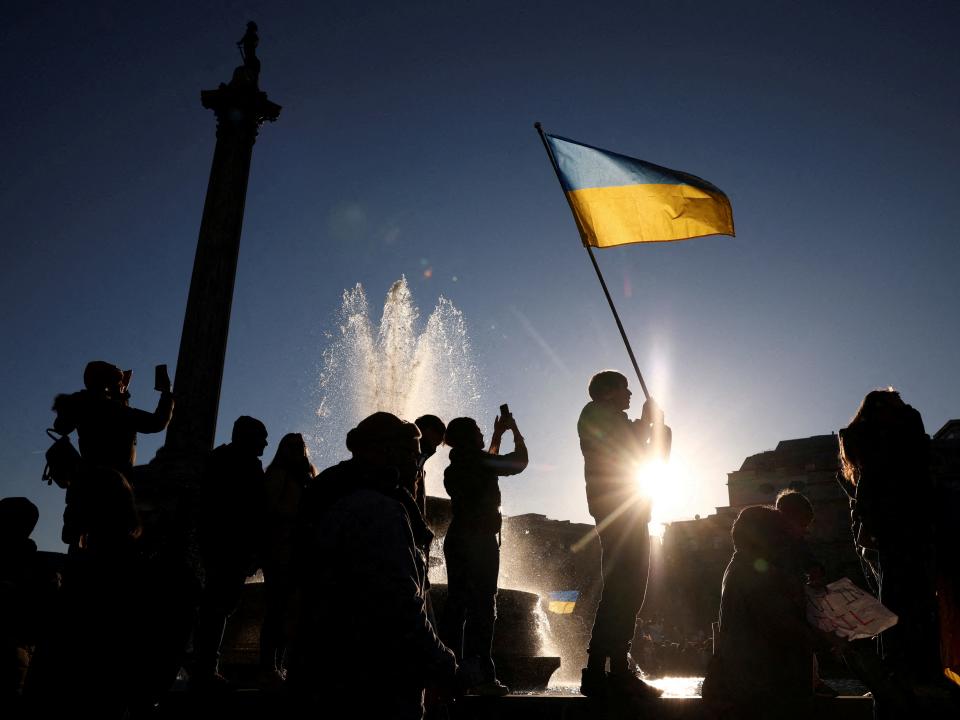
[53,390,87,413]
[578,400,622,430]
[205,443,234,469]
[578,400,597,420]
[579,399,621,419]
[448,447,483,466]
[314,459,355,485]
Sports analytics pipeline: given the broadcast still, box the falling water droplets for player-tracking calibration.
[314,277,482,466]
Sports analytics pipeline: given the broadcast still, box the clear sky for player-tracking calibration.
[2,1,958,550]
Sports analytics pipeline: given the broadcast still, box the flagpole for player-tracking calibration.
[534,122,651,401]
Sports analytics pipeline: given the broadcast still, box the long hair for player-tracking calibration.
[838,388,903,485]
[444,417,480,450]
[267,433,317,479]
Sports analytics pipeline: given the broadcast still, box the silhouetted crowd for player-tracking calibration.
[4,361,530,718]
[1,363,957,718]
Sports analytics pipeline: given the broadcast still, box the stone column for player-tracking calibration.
[159,51,281,460]
[135,29,280,565]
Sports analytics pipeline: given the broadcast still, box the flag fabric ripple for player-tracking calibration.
[545,133,735,247]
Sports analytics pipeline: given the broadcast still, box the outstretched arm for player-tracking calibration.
[124,390,174,434]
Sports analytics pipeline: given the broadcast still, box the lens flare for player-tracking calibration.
[635,457,688,538]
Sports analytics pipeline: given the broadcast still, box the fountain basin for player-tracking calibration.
[221,581,560,690]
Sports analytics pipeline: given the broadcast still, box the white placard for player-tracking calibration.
[805,577,898,640]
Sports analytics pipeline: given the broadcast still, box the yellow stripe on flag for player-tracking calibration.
[567,183,734,247]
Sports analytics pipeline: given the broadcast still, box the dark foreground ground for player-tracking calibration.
[158,690,876,720]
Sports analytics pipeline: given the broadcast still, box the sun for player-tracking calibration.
[634,457,687,538]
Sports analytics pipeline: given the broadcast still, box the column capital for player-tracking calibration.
[201,81,281,141]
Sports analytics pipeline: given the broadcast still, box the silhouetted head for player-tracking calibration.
[83,361,126,395]
[268,432,316,478]
[775,490,814,535]
[588,370,631,410]
[0,497,39,542]
[445,417,484,451]
[839,387,923,485]
[347,412,420,477]
[731,505,790,563]
[850,388,906,426]
[232,416,268,457]
[415,414,446,455]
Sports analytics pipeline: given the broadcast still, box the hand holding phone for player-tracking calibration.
[154,364,171,393]
[499,403,517,432]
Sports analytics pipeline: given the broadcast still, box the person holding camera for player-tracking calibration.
[440,409,527,696]
[52,361,174,476]
[52,361,174,547]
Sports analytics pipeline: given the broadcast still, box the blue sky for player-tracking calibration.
[2,1,958,549]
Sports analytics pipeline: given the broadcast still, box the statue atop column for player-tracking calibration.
[236,21,262,86]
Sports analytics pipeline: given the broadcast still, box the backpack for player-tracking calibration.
[43,428,81,489]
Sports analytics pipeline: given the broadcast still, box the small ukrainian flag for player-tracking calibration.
[547,590,580,614]
[544,133,735,247]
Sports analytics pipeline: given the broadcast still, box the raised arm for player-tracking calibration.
[485,416,528,477]
[124,389,174,434]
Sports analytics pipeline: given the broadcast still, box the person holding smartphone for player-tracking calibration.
[439,407,527,696]
[53,361,174,477]
[53,361,174,548]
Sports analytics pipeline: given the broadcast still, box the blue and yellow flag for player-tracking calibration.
[547,590,580,614]
[544,133,735,247]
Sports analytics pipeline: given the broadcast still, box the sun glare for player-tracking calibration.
[635,457,688,539]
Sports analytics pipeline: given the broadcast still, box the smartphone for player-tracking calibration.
[154,364,170,392]
[499,403,510,418]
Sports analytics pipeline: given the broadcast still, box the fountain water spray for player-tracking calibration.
[314,277,482,476]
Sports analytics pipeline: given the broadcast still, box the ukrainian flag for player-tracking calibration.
[547,590,580,614]
[545,133,735,247]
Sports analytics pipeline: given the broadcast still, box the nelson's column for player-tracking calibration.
[135,23,280,556]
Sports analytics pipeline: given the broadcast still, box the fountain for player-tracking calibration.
[221,279,560,690]
[312,276,482,466]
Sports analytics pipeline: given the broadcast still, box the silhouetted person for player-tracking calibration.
[414,414,446,514]
[53,361,173,547]
[440,411,527,696]
[775,490,823,585]
[775,490,838,697]
[839,390,942,687]
[289,413,456,719]
[192,415,268,689]
[577,371,669,700]
[0,498,57,705]
[53,361,173,477]
[703,505,818,720]
[259,432,315,685]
